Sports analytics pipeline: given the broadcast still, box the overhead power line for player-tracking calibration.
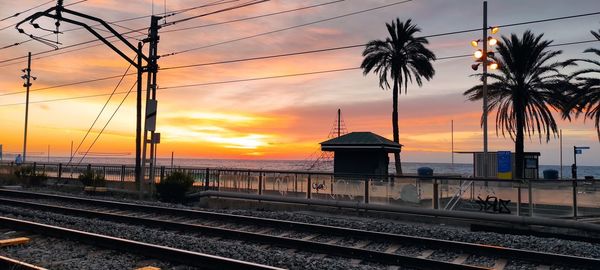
[161,0,414,57]
[161,0,269,27]
[0,0,54,22]
[74,81,138,166]
[1,37,596,108]
[66,64,133,167]
[1,37,595,98]
[0,0,88,31]
[0,0,241,54]
[158,0,345,35]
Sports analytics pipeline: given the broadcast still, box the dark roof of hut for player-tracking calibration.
[320,132,402,152]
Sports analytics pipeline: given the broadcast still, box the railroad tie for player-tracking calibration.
[451,254,470,265]
[384,244,402,254]
[256,228,274,234]
[353,240,371,249]
[0,237,30,247]
[417,249,435,259]
[136,267,160,270]
[301,234,318,241]
[326,236,343,245]
[350,258,362,265]
[492,259,508,270]
[535,265,551,270]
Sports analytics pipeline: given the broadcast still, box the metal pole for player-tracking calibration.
[135,42,143,192]
[337,108,341,137]
[573,146,577,179]
[451,119,454,167]
[47,145,50,162]
[23,52,32,163]
[170,151,174,168]
[573,180,578,218]
[482,1,489,178]
[560,129,563,179]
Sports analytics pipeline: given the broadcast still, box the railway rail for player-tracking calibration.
[0,189,598,269]
[0,216,281,270]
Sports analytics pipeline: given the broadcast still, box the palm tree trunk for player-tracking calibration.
[392,79,402,175]
[515,97,525,179]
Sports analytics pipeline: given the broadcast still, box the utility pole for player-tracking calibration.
[482,1,489,178]
[21,52,34,163]
[141,15,161,193]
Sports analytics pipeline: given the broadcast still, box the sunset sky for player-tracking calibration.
[0,0,599,165]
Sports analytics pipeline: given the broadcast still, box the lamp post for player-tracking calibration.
[470,1,499,178]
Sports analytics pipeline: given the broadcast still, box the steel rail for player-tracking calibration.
[0,197,484,270]
[0,255,47,270]
[0,216,282,270]
[0,190,598,268]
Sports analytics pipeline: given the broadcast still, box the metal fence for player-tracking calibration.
[1,161,598,219]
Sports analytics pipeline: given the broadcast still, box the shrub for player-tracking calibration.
[14,166,47,187]
[78,170,106,187]
[156,171,194,203]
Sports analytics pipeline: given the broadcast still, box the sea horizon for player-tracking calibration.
[3,155,599,179]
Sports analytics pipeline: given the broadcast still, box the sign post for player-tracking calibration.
[572,146,590,179]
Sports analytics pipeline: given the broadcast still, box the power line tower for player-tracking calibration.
[304,109,348,171]
[15,0,158,192]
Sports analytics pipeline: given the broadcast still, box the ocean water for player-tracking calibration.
[9,155,600,179]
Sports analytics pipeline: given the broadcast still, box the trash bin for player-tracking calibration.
[417,167,433,177]
[543,169,559,179]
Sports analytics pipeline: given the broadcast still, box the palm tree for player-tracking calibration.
[464,31,573,178]
[361,18,435,174]
[565,29,600,140]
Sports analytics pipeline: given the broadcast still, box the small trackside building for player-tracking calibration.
[320,132,402,176]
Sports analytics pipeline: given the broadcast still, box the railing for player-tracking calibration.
[0,161,598,219]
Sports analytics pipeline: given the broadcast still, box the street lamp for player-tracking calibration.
[469,0,499,178]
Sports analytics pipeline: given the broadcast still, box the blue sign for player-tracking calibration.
[497,151,512,172]
[575,149,582,154]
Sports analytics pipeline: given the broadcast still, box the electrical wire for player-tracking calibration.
[0,0,237,53]
[74,81,137,166]
[0,0,87,31]
[0,0,55,22]
[1,8,599,96]
[161,0,413,57]
[161,0,268,27]
[158,0,345,35]
[0,37,597,107]
[65,64,133,167]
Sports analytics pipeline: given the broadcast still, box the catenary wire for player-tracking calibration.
[0,0,240,53]
[1,8,599,96]
[65,63,133,167]
[1,38,596,107]
[161,0,413,57]
[0,0,88,31]
[0,0,55,22]
[74,80,137,166]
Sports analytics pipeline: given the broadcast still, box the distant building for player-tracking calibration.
[320,132,402,176]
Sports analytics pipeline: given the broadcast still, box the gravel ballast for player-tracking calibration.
[0,204,391,270]
[3,188,598,269]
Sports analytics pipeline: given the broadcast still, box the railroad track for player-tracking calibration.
[0,189,598,270]
[0,216,281,270]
